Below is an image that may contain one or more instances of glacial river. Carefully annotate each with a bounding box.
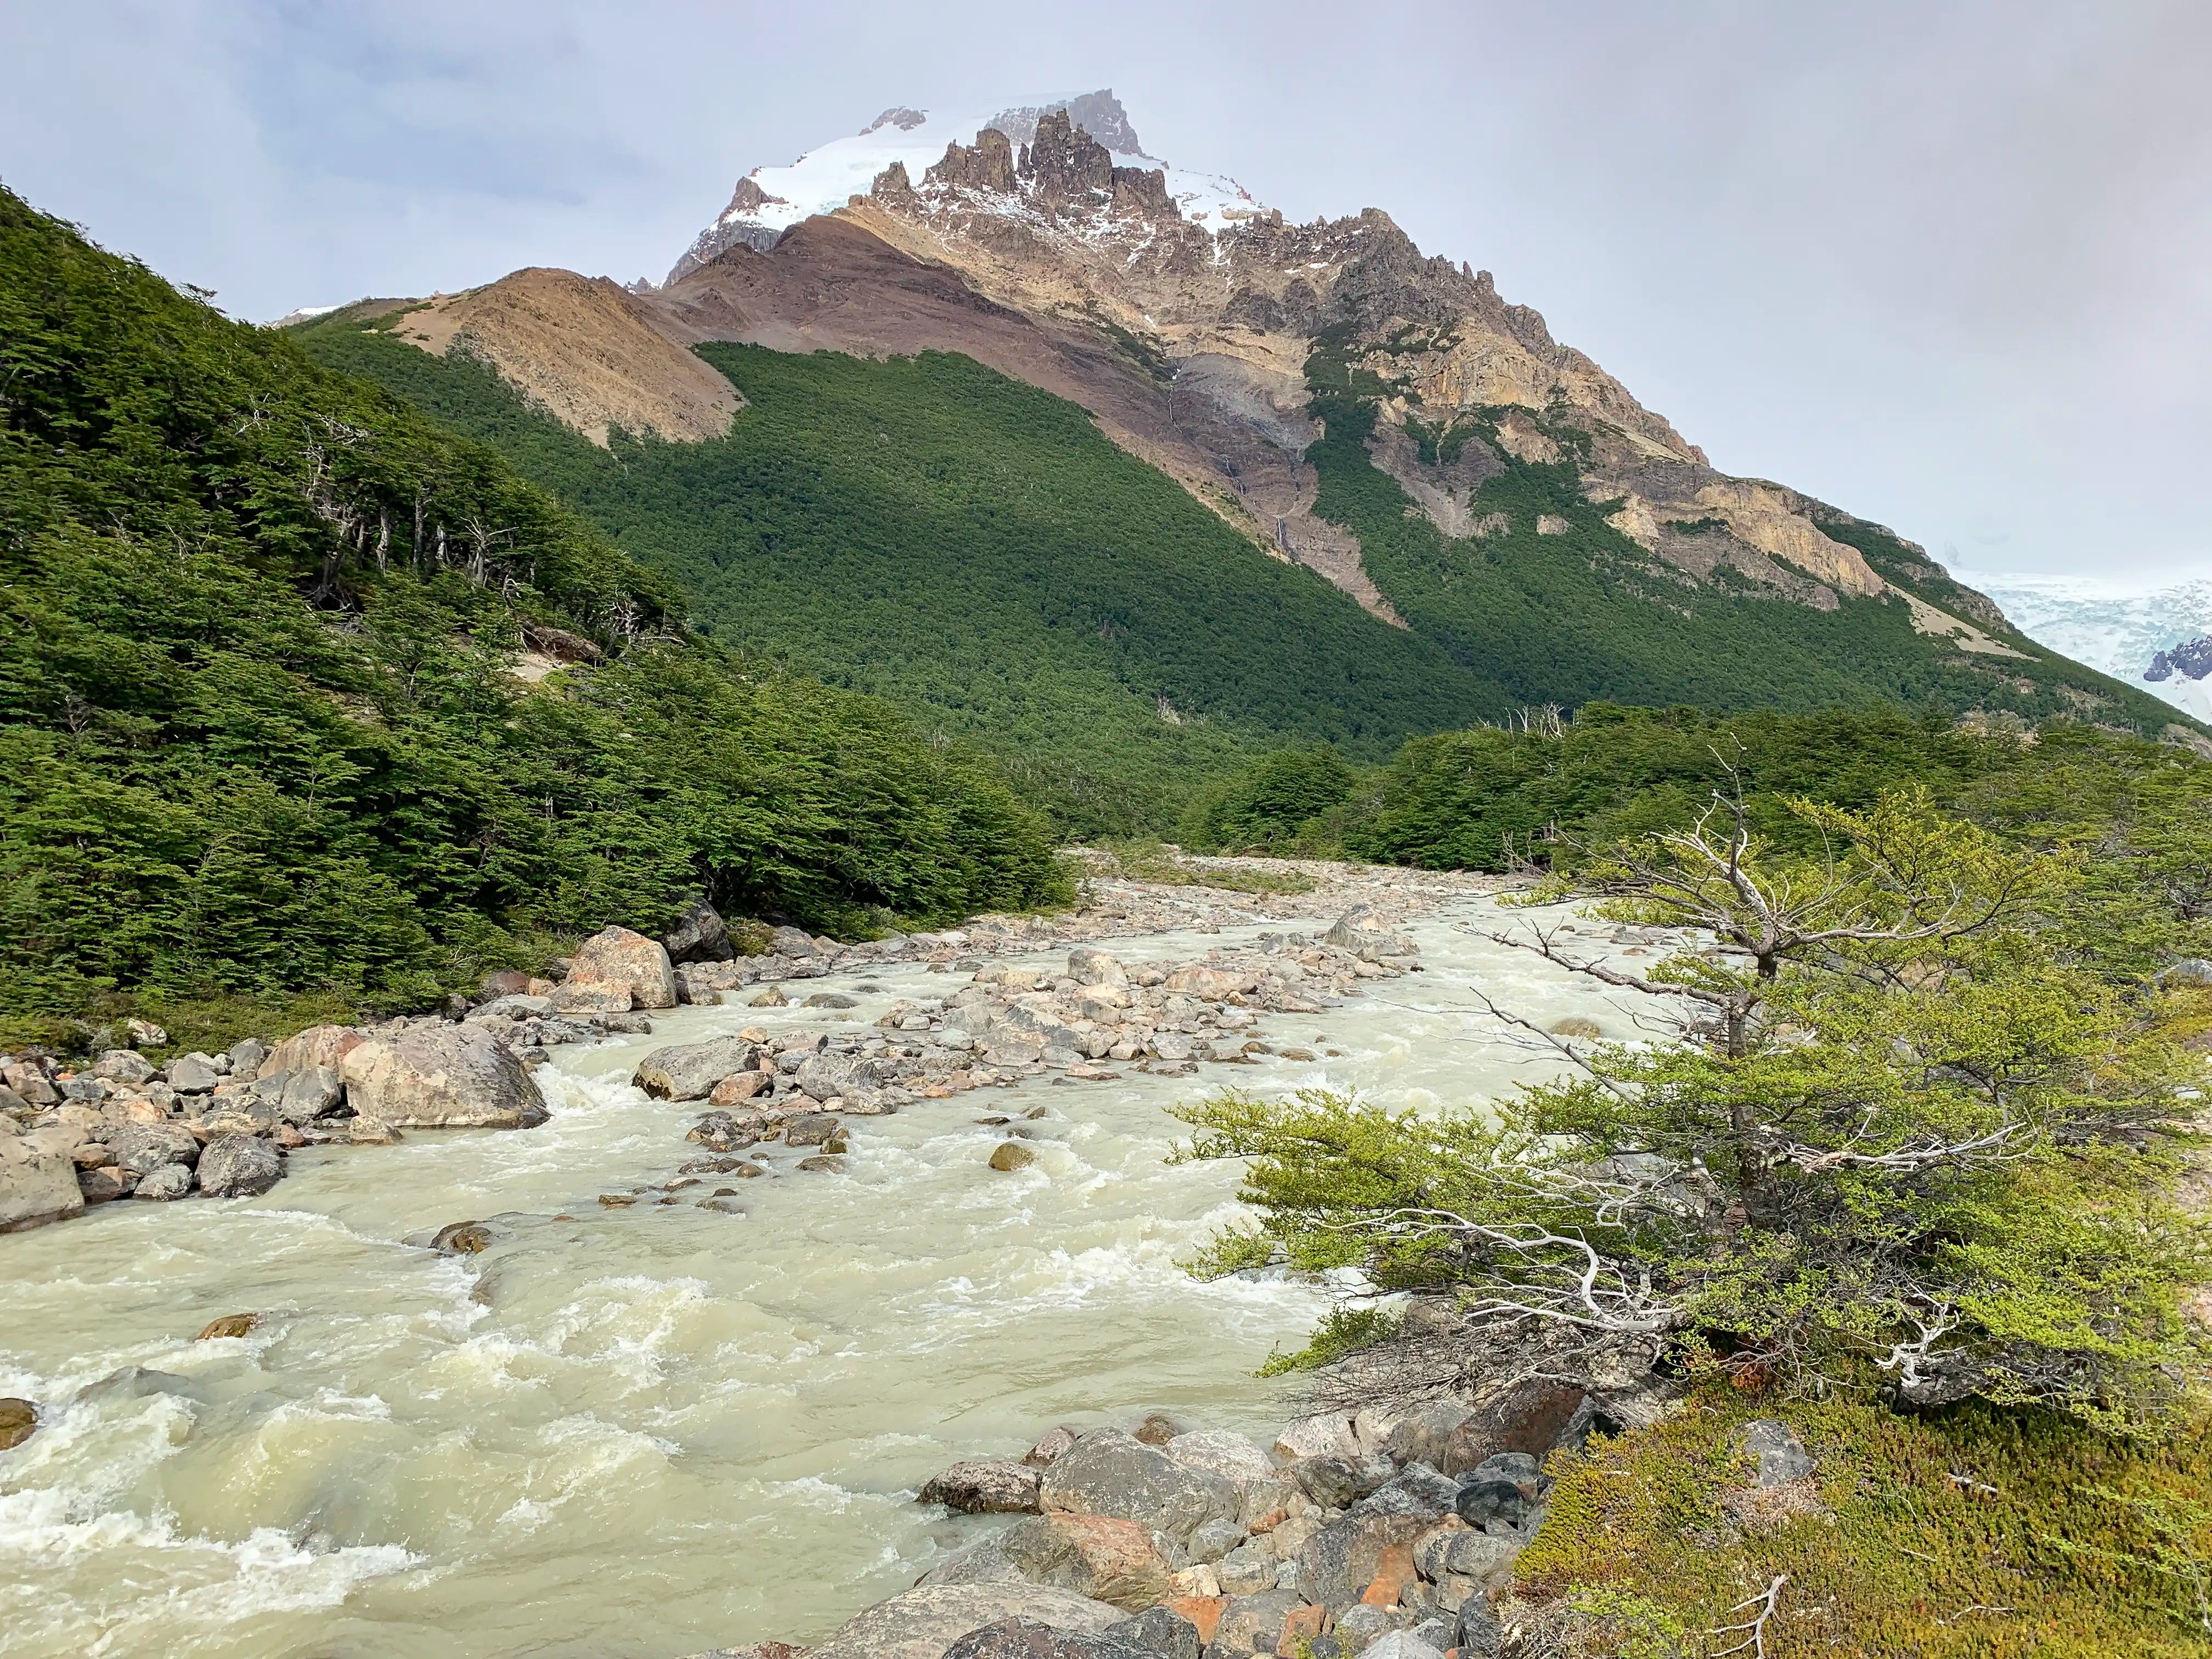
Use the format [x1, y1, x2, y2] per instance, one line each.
[0, 899, 1649, 1659]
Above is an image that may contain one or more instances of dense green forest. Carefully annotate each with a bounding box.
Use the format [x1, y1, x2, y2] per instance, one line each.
[1181, 703, 2212, 895]
[294, 319, 1498, 834]
[0, 189, 1064, 1046]
[1301, 336, 2188, 737]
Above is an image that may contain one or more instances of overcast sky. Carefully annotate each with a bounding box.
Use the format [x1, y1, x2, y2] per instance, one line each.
[5, 0, 2208, 582]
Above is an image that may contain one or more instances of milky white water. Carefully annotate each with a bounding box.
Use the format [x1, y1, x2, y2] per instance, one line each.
[0, 900, 1652, 1659]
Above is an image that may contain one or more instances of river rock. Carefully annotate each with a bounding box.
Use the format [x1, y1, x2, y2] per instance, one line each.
[1040, 1430, 1239, 1541]
[1, 1131, 86, 1231]
[1108, 1605, 1200, 1659]
[1163, 1431, 1275, 1487]
[196, 1313, 261, 1340]
[921, 1459, 1045, 1514]
[229, 1037, 271, 1077]
[990, 1141, 1037, 1172]
[559, 926, 678, 1012]
[341, 1024, 548, 1129]
[259, 1024, 367, 1079]
[1027, 1426, 1080, 1466]
[433, 1220, 493, 1254]
[1739, 1419, 1814, 1487]
[942, 1620, 1153, 1659]
[932, 1514, 1173, 1612]
[78, 1166, 129, 1204]
[198, 1134, 283, 1198]
[94, 1049, 156, 1086]
[135, 1161, 193, 1201]
[1069, 949, 1127, 988]
[1204, 1589, 1305, 1658]
[0, 1397, 35, 1451]
[633, 1035, 759, 1101]
[1430, 1380, 1584, 1472]
[1274, 1413, 1360, 1463]
[167, 1052, 225, 1093]
[1294, 1454, 1391, 1510]
[278, 1065, 345, 1122]
[1323, 906, 1413, 962]
[110, 1122, 199, 1177]
[786, 1112, 843, 1147]
[1381, 1402, 1472, 1471]
[663, 897, 735, 963]
[808, 1583, 1127, 1659]
[1294, 1468, 1460, 1612]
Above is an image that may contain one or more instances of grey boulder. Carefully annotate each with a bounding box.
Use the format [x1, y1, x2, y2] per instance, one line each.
[1040, 1430, 1239, 1541]
[808, 1584, 1126, 1659]
[93, 1049, 156, 1086]
[1739, 1419, 1814, 1487]
[167, 1052, 225, 1093]
[110, 1123, 200, 1177]
[278, 1065, 345, 1122]
[1163, 1430, 1275, 1487]
[0, 1130, 86, 1232]
[1108, 1606, 1200, 1659]
[1295, 1466, 1463, 1613]
[919, 1459, 1045, 1514]
[341, 1023, 548, 1129]
[943, 1619, 1151, 1659]
[632, 1036, 759, 1102]
[198, 1135, 283, 1198]
[663, 897, 735, 963]
[1203, 1590, 1305, 1659]
[134, 1162, 194, 1201]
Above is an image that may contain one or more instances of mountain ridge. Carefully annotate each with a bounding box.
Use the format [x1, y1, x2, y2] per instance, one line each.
[286, 88, 2198, 754]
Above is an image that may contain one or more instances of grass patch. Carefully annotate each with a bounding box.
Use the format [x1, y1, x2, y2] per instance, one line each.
[1516, 1386, 2212, 1656]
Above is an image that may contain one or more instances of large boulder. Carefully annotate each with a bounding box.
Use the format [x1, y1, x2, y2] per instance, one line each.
[1323, 905, 1414, 962]
[663, 897, 735, 964]
[1294, 1467, 1462, 1613]
[929, 1514, 1172, 1612]
[1040, 1430, 1239, 1541]
[1203, 1590, 1305, 1659]
[198, 1135, 283, 1199]
[1068, 949, 1127, 989]
[1163, 1431, 1274, 1487]
[1431, 1380, 1584, 1472]
[942, 1619, 1151, 1659]
[921, 1459, 1045, 1514]
[808, 1584, 1127, 1659]
[109, 1122, 200, 1178]
[0, 1128, 86, 1232]
[341, 1024, 548, 1130]
[258, 1024, 366, 1080]
[557, 926, 677, 1012]
[632, 1036, 759, 1102]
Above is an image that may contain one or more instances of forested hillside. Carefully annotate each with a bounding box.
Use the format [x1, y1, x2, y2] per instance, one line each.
[0, 189, 1063, 1045]
[1300, 337, 2190, 736]
[294, 317, 1510, 833]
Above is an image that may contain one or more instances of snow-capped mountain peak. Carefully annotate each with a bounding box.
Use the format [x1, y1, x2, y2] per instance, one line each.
[667, 89, 1261, 284]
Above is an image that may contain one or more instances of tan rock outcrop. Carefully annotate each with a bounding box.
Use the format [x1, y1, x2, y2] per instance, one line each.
[386, 268, 741, 445]
[340, 1024, 548, 1130]
[558, 926, 678, 1012]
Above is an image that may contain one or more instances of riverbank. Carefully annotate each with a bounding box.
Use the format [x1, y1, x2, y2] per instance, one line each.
[0, 861, 1668, 1659]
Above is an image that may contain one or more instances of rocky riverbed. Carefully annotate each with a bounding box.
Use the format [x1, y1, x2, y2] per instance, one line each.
[0, 860, 1700, 1659]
